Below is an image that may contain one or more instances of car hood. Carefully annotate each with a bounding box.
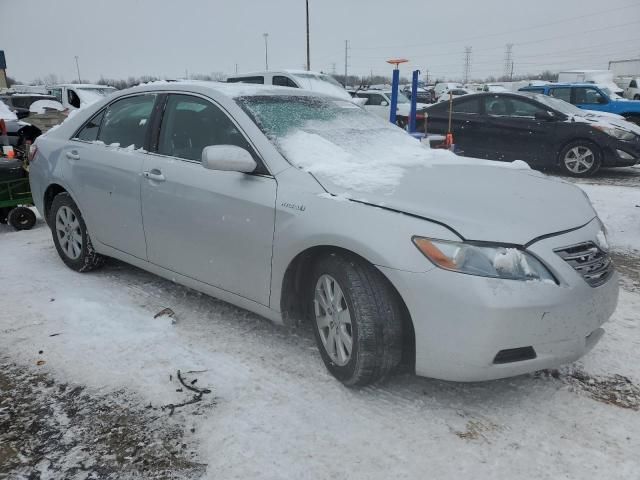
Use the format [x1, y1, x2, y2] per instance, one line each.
[314, 161, 596, 245]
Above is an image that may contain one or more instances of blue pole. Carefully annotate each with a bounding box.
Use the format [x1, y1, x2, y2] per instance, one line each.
[409, 69, 420, 133]
[389, 68, 400, 125]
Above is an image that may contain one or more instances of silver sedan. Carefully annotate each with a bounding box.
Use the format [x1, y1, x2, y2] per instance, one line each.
[29, 82, 619, 386]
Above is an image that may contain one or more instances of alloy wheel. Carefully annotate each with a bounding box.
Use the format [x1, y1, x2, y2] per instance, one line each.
[314, 274, 353, 366]
[564, 146, 595, 174]
[55, 206, 83, 260]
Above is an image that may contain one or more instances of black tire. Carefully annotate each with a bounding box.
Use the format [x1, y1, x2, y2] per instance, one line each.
[49, 193, 105, 272]
[558, 140, 602, 177]
[7, 207, 36, 230]
[634, 95, 640, 101]
[0, 207, 10, 224]
[623, 114, 640, 126]
[309, 253, 403, 387]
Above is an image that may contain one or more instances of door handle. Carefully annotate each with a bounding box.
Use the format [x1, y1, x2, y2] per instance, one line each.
[143, 169, 165, 182]
[66, 150, 80, 160]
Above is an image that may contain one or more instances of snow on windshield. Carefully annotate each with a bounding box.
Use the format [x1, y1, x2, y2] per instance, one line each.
[237, 95, 448, 192]
[0, 101, 18, 121]
[290, 73, 352, 100]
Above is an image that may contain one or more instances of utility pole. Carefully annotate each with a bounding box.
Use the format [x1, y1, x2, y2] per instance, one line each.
[504, 43, 513, 81]
[343, 40, 349, 87]
[305, 0, 311, 71]
[235, 63, 238, 74]
[463, 46, 472, 84]
[331, 63, 336, 75]
[263, 33, 269, 70]
[74, 56, 81, 83]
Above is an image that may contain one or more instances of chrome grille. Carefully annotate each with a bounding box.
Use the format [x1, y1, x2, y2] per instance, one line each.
[554, 242, 614, 288]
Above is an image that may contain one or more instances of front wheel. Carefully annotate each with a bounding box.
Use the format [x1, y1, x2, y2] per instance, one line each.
[310, 253, 403, 387]
[49, 193, 105, 272]
[559, 141, 601, 177]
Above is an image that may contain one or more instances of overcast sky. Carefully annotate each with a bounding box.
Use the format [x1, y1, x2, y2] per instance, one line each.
[2, 0, 639, 83]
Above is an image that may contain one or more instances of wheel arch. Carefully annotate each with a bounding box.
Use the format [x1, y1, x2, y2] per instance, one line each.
[279, 245, 416, 372]
[43, 183, 69, 225]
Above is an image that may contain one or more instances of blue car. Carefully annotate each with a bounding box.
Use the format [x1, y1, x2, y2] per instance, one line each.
[519, 83, 640, 125]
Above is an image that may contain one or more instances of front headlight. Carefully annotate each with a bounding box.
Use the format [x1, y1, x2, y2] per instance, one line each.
[593, 125, 636, 141]
[412, 237, 556, 282]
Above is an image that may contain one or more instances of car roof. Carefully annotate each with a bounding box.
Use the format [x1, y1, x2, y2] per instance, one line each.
[52, 83, 115, 89]
[226, 70, 331, 79]
[110, 80, 337, 100]
[523, 82, 602, 88]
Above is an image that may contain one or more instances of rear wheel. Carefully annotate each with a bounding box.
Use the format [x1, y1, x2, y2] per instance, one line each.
[49, 193, 105, 272]
[7, 207, 36, 230]
[309, 253, 403, 387]
[623, 114, 640, 126]
[559, 141, 601, 177]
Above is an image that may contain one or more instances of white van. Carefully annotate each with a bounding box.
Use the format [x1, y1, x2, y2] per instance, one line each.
[46, 84, 116, 110]
[557, 70, 624, 96]
[226, 70, 352, 101]
[433, 82, 463, 99]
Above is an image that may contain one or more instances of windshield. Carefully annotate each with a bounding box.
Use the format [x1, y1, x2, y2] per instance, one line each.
[601, 87, 622, 100]
[290, 73, 352, 100]
[395, 91, 410, 104]
[236, 95, 432, 192]
[523, 93, 586, 116]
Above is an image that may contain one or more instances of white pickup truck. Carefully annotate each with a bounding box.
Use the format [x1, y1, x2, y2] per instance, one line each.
[46, 84, 116, 110]
[622, 78, 640, 100]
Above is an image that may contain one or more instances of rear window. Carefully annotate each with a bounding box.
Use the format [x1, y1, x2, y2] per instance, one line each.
[227, 76, 265, 85]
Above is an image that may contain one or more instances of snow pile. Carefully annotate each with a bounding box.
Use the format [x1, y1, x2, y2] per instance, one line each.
[493, 248, 534, 277]
[29, 99, 64, 114]
[579, 184, 640, 253]
[0, 101, 18, 121]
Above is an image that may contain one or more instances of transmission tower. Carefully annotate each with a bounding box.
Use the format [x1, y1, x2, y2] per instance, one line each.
[504, 43, 514, 80]
[463, 46, 472, 84]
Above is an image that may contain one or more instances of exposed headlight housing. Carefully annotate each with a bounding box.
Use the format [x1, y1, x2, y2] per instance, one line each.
[412, 237, 556, 283]
[593, 125, 636, 141]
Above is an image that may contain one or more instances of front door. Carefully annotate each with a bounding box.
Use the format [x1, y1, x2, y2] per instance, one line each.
[140, 93, 277, 305]
[65, 93, 157, 259]
[482, 95, 553, 165]
[572, 86, 609, 113]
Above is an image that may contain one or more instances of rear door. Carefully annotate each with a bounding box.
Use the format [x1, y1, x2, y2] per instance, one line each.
[140, 93, 277, 305]
[66, 93, 157, 259]
[447, 96, 486, 157]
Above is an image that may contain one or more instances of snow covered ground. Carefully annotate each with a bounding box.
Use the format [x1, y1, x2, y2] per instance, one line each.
[1, 170, 639, 479]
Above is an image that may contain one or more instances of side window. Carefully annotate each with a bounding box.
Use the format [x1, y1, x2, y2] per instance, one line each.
[508, 98, 544, 118]
[549, 88, 571, 103]
[452, 97, 481, 114]
[97, 94, 156, 149]
[484, 96, 509, 116]
[68, 89, 81, 109]
[49, 89, 63, 104]
[11, 97, 27, 109]
[273, 76, 298, 88]
[227, 76, 264, 85]
[574, 87, 606, 105]
[75, 110, 106, 142]
[158, 94, 257, 168]
[630, 80, 637, 89]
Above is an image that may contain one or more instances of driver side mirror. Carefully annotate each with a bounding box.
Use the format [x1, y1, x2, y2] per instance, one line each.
[201, 145, 257, 173]
[534, 110, 555, 121]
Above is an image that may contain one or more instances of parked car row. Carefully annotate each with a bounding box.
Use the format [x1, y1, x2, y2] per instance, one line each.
[424, 91, 640, 176]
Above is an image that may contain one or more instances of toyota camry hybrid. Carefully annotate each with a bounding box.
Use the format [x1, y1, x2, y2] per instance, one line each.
[29, 82, 619, 386]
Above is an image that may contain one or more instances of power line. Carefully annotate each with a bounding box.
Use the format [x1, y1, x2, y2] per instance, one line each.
[350, 2, 640, 51]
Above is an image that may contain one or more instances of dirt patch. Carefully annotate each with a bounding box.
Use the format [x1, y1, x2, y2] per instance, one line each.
[611, 251, 640, 293]
[536, 368, 640, 410]
[0, 362, 208, 479]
